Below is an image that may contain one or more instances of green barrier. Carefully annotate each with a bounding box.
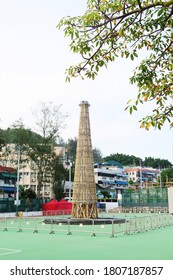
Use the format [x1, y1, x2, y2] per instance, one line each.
[122, 188, 168, 208]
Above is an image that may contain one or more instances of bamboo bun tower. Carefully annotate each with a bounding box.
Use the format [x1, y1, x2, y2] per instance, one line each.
[72, 101, 98, 219]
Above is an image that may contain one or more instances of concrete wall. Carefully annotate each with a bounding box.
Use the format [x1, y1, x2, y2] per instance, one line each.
[100, 202, 118, 211]
[0, 211, 43, 218]
[168, 187, 173, 214]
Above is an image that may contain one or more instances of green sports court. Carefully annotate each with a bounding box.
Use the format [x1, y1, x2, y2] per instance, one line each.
[0, 212, 173, 260]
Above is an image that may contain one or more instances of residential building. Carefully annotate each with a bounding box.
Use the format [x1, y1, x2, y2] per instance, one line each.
[0, 165, 17, 198]
[0, 144, 67, 198]
[94, 161, 128, 200]
[94, 161, 128, 186]
[125, 166, 160, 187]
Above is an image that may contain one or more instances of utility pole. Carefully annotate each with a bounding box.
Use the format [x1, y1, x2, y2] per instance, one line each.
[140, 159, 142, 188]
[65, 152, 72, 202]
[69, 160, 72, 202]
[15, 146, 21, 214]
[159, 165, 162, 188]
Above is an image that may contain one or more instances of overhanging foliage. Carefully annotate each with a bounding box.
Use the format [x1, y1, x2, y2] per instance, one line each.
[58, 0, 173, 130]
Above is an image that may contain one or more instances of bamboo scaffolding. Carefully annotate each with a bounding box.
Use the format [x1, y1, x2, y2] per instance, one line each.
[72, 101, 98, 218]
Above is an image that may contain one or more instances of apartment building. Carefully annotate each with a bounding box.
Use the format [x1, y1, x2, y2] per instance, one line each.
[94, 161, 128, 200]
[0, 144, 67, 198]
[0, 165, 17, 198]
[125, 166, 160, 186]
[94, 161, 128, 187]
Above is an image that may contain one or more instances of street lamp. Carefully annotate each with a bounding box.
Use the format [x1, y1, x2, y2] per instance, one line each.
[65, 151, 73, 202]
[68, 160, 72, 202]
[65, 156, 72, 202]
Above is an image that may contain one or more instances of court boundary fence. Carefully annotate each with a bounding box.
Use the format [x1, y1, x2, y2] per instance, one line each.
[121, 187, 168, 208]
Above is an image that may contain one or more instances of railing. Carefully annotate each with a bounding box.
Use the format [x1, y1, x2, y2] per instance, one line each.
[1, 213, 173, 237]
[121, 206, 168, 213]
[43, 209, 72, 216]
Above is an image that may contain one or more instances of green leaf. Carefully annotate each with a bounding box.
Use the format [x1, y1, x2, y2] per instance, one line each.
[130, 54, 134, 61]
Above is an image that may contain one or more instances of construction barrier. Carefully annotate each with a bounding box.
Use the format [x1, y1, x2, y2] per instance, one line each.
[1, 213, 173, 237]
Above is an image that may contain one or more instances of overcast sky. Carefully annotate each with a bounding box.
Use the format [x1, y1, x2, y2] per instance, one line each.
[0, 0, 172, 163]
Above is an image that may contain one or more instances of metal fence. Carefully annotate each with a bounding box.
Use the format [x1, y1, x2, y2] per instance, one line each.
[121, 206, 168, 214]
[122, 187, 168, 208]
[1, 213, 173, 237]
[125, 214, 173, 234]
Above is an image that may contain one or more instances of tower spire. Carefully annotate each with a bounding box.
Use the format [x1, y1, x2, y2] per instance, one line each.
[72, 101, 98, 219]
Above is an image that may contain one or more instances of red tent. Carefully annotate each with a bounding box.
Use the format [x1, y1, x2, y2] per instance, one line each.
[57, 199, 72, 210]
[42, 199, 72, 216]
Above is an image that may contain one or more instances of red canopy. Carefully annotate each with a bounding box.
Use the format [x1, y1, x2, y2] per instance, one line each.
[42, 199, 72, 216]
[57, 199, 72, 210]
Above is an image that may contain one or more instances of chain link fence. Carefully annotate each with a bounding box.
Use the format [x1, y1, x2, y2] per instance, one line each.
[0, 198, 50, 213]
[121, 187, 168, 208]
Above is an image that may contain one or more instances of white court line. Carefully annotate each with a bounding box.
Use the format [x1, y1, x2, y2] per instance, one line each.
[0, 248, 22, 256]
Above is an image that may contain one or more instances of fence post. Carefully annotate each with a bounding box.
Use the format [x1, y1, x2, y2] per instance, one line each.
[125, 218, 129, 235]
[49, 220, 55, 234]
[17, 218, 22, 232]
[3, 217, 8, 232]
[91, 219, 96, 237]
[110, 220, 115, 238]
[33, 218, 38, 233]
[67, 220, 72, 235]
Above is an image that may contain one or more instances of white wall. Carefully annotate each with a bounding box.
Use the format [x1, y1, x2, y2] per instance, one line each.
[100, 202, 118, 211]
[0, 211, 43, 218]
[168, 187, 173, 214]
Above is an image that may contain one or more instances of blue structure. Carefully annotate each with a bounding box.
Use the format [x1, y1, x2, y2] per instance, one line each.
[0, 166, 17, 196]
[94, 161, 128, 187]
